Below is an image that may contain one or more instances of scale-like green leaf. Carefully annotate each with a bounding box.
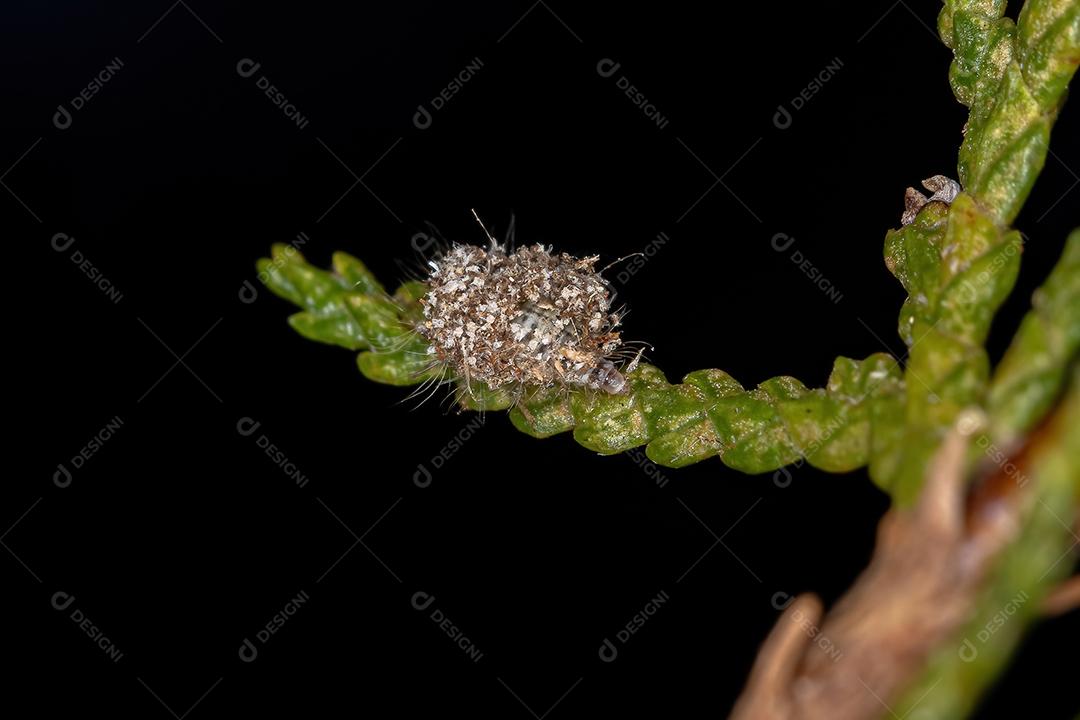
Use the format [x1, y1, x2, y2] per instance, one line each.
[256, 0, 1077, 505]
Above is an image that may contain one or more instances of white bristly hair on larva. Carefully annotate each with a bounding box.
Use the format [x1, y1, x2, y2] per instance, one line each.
[415, 227, 644, 403]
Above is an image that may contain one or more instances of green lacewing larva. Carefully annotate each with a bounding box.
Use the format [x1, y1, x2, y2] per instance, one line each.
[411, 211, 646, 406]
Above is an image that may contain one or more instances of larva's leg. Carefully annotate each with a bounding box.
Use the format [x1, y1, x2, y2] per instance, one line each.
[625, 345, 646, 374]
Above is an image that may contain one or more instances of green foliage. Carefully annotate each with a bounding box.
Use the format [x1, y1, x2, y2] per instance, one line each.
[257, 246, 435, 385]
[257, 1, 1079, 715]
[878, 194, 1025, 500]
[987, 229, 1080, 442]
[258, 242, 910, 477]
[939, 0, 1079, 224]
[897, 364, 1080, 719]
[255, 0, 1077, 495]
[889, 1, 1080, 712]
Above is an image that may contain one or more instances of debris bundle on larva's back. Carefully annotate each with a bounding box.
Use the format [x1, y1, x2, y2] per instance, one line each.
[417, 242, 632, 395]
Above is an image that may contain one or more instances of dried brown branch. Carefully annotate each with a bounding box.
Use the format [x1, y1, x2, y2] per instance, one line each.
[730, 400, 1073, 720]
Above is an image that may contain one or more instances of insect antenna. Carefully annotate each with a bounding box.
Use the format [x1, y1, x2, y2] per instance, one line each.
[415, 377, 450, 411]
[504, 213, 517, 252]
[405, 364, 453, 410]
[401, 374, 437, 406]
[599, 252, 645, 275]
[442, 382, 468, 415]
[470, 208, 499, 251]
[610, 340, 653, 364]
[400, 360, 442, 401]
[610, 301, 632, 328]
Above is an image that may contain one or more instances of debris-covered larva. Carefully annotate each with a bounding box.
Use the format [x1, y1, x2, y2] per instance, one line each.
[415, 222, 641, 401]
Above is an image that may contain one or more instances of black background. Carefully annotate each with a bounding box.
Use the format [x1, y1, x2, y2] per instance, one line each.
[6, 1, 1078, 717]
